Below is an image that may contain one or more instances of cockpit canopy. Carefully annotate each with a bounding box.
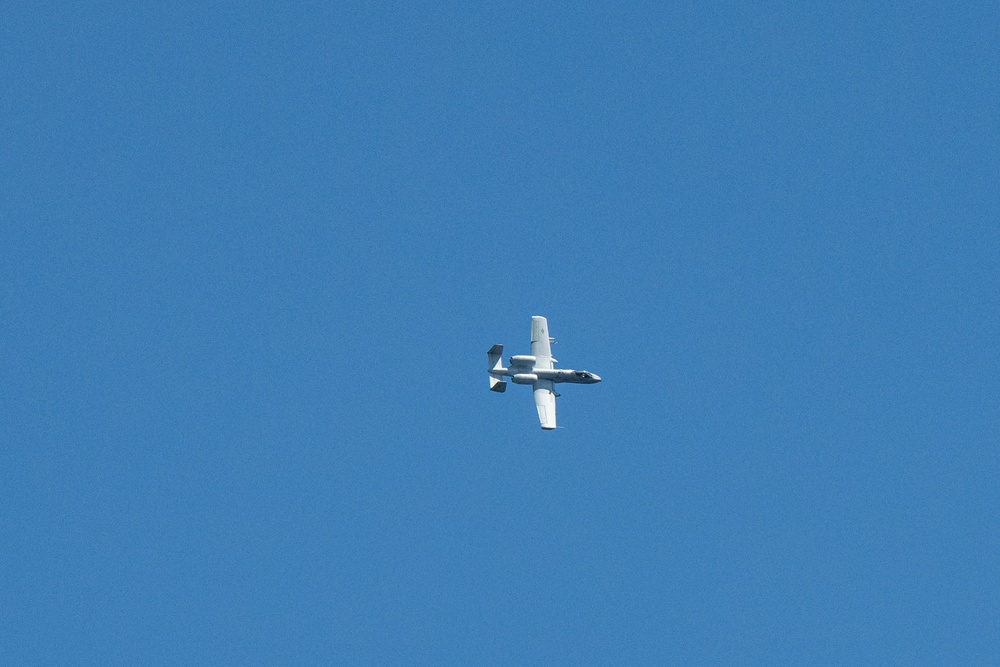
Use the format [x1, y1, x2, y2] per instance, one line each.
[571, 370, 601, 383]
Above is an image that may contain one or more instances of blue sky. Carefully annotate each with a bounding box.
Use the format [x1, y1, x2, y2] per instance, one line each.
[3, 1, 998, 664]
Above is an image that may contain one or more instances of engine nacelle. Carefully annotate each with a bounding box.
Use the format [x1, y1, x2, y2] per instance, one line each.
[511, 373, 538, 385]
[509, 355, 536, 366]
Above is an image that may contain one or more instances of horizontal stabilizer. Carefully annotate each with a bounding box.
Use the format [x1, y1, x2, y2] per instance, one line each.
[488, 344, 505, 391]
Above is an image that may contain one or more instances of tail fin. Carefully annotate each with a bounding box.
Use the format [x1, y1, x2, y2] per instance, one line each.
[488, 344, 507, 392]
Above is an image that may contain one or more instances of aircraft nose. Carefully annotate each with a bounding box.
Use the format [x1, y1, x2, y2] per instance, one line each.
[592, 374, 602, 383]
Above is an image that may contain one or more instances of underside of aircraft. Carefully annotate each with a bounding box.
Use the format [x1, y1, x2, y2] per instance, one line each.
[488, 316, 601, 429]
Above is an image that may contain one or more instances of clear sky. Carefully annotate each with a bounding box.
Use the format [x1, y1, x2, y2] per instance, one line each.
[3, 1, 998, 664]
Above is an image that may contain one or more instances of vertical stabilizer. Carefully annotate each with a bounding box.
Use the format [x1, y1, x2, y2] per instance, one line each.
[487, 344, 506, 392]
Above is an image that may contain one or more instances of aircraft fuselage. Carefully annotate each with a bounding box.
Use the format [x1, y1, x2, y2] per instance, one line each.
[494, 366, 602, 384]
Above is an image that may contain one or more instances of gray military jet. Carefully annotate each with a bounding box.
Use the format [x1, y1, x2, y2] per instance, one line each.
[487, 316, 601, 429]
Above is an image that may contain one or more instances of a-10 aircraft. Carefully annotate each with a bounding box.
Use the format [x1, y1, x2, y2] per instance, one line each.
[488, 316, 601, 429]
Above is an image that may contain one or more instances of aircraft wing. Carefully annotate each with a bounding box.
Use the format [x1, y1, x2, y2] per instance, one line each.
[533, 380, 557, 430]
[530, 316, 553, 369]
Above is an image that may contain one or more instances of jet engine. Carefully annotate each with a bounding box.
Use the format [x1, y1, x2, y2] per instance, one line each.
[509, 355, 536, 366]
[511, 373, 538, 385]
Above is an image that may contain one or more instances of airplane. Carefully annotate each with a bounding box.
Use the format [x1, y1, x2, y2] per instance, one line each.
[487, 316, 601, 429]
